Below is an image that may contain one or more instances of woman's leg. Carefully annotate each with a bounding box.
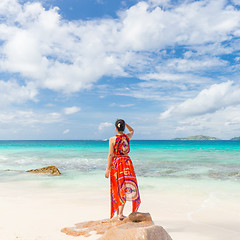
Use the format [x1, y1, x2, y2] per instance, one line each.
[117, 204, 125, 220]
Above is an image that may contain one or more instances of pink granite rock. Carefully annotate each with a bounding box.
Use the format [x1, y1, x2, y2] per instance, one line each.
[99, 224, 172, 240]
[61, 212, 173, 240]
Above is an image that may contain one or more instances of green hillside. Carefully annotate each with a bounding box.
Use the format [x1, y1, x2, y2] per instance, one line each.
[230, 137, 240, 140]
[173, 135, 221, 140]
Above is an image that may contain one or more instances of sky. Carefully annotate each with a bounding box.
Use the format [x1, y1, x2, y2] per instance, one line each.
[1, 0, 240, 140]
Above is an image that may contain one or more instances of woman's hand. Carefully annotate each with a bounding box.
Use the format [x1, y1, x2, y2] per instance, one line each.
[125, 122, 134, 139]
[105, 169, 110, 178]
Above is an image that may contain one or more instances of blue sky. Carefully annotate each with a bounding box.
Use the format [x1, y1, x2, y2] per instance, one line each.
[1, 0, 240, 140]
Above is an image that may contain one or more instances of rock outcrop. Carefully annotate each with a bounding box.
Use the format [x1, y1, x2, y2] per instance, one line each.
[26, 166, 61, 175]
[61, 212, 172, 240]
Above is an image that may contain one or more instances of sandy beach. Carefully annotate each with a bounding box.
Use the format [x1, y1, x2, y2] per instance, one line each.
[0, 178, 239, 240]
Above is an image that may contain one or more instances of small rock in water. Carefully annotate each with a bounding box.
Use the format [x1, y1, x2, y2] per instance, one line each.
[26, 166, 61, 175]
[228, 172, 240, 177]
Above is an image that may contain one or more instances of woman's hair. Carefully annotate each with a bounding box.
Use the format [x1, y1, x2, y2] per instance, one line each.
[115, 119, 125, 132]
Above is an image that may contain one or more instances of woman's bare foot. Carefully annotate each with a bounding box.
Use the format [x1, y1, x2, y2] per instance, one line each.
[117, 214, 126, 221]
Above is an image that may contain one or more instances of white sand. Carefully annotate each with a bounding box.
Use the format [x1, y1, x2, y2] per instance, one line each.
[0, 180, 240, 240]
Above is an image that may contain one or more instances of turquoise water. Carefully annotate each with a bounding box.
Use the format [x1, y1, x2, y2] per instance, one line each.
[0, 140, 240, 188]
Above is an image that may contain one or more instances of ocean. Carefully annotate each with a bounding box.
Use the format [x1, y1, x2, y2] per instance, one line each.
[0, 140, 240, 190]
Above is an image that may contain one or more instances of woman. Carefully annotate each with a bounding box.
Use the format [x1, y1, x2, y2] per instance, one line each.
[105, 119, 141, 220]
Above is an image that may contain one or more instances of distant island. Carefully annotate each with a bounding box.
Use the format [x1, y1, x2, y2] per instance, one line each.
[172, 135, 221, 140]
[230, 137, 240, 140]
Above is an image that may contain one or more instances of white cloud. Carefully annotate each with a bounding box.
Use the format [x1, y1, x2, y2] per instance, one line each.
[165, 57, 226, 72]
[140, 72, 210, 85]
[98, 122, 113, 131]
[0, 1, 123, 93]
[117, 72, 212, 103]
[63, 129, 70, 134]
[119, 104, 134, 108]
[63, 106, 81, 115]
[110, 103, 134, 108]
[157, 81, 240, 139]
[160, 81, 240, 119]
[0, 80, 38, 105]
[141, 72, 189, 81]
[0, 0, 240, 95]
[232, 0, 240, 6]
[171, 105, 240, 139]
[0, 110, 62, 125]
[118, 0, 240, 50]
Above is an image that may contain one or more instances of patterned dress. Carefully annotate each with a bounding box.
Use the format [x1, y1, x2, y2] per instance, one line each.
[110, 134, 141, 218]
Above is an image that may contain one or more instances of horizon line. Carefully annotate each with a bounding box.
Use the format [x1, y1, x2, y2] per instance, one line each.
[0, 139, 237, 141]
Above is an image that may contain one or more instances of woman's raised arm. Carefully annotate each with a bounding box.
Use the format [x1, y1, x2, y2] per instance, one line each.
[125, 123, 134, 139]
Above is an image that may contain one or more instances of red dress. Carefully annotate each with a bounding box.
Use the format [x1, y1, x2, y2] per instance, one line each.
[110, 134, 141, 218]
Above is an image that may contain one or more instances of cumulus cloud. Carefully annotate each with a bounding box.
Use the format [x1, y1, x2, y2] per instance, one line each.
[0, 0, 240, 96]
[63, 106, 81, 115]
[157, 81, 240, 139]
[160, 81, 240, 119]
[118, 0, 240, 50]
[169, 104, 240, 139]
[98, 122, 113, 131]
[0, 80, 37, 105]
[0, 1, 126, 93]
